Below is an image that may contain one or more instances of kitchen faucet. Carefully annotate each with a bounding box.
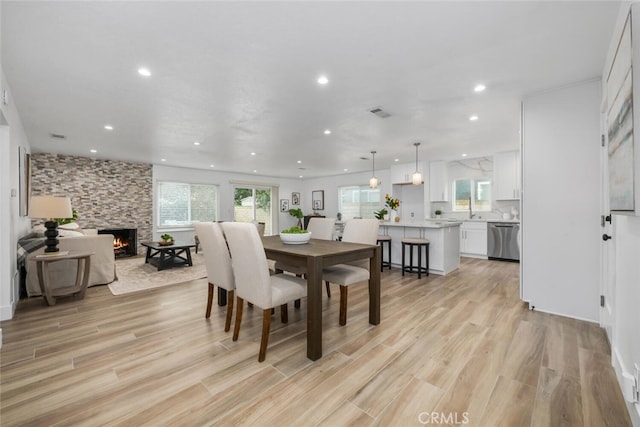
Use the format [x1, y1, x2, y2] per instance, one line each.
[469, 196, 475, 219]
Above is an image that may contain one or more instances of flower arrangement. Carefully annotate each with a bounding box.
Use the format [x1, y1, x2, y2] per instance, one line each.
[385, 194, 400, 211]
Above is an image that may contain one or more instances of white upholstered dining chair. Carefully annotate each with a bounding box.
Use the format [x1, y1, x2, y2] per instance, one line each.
[322, 218, 379, 325]
[221, 222, 307, 362]
[193, 222, 236, 332]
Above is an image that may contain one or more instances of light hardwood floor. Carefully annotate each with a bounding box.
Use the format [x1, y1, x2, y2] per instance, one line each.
[0, 258, 631, 426]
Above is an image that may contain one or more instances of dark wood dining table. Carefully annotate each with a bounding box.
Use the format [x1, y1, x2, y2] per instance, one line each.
[261, 235, 381, 361]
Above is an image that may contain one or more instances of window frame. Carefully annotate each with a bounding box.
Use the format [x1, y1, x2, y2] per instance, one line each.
[452, 177, 492, 212]
[338, 185, 381, 219]
[156, 181, 219, 230]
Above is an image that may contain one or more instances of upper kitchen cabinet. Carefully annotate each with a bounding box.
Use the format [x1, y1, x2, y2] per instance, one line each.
[391, 161, 424, 184]
[493, 151, 521, 200]
[429, 161, 449, 201]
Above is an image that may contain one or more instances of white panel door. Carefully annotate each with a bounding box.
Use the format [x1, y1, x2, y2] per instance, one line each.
[521, 80, 601, 321]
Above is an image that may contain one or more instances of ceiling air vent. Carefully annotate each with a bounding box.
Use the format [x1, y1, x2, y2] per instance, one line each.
[369, 106, 391, 118]
[50, 133, 66, 140]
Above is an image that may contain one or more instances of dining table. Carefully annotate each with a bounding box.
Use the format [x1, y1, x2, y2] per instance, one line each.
[261, 235, 381, 361]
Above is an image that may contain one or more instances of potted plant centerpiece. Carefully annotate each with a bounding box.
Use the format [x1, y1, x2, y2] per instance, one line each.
[434, 209, 442, 219]
[279, 225, 311, 244]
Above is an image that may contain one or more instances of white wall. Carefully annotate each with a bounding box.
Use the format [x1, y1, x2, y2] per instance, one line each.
[152, 165, 304, 241]
[604, 3, 640, 423]
[521, 79, 602, 322]
[0, 66, 32, 321]
[613, 214, 640, 423]
[301, 169, 392, 220]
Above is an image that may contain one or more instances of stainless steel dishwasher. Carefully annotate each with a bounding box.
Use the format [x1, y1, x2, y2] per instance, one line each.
[487, 222, 520, 262]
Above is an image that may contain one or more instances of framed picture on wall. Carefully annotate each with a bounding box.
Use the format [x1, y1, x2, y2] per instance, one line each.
[312, 190, 324, 210]
[19, 147, 31, 217]
[291, 192, 300, 206]
[280, 199, 289, 212]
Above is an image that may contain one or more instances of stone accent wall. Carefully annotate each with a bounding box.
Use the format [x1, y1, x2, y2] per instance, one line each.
[30, 153, 152, 255]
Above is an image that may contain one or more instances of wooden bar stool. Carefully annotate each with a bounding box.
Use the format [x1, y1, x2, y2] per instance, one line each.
[377, 235, 392, 271]
[401, 238, 429, 278]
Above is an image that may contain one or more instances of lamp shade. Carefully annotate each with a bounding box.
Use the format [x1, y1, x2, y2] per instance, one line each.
[29, 196, 73, 219]
[412, 171, 422, 185]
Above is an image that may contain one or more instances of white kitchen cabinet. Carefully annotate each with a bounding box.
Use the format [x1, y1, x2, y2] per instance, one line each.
[391, 161, 424, 184]
[460, 220, 487, 258]
[494, 151, 521, 200]
[429, 161, 448, 201]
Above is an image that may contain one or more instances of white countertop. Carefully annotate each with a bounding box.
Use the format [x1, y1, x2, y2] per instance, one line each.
[378, 220, 461, 229]
[429, 217, 520, 224]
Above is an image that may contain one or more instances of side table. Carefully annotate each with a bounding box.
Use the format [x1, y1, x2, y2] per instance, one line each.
[31, 251, 94, 306]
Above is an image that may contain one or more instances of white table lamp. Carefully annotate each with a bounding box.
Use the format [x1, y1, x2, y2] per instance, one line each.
[29, 196, 73, 252]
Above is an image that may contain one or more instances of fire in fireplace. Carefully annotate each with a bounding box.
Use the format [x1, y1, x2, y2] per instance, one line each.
[98, 228, 137, 258]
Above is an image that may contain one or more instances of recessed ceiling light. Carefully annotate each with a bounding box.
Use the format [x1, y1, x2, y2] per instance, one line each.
[138, 67, 151, 77]
[317, 75, 329, 85]
[209, 164, 215, 168]
[394, 158, 400, 162]
[324, 129, 331, 135]
[462, 153, 468, 157]
[161, 158, 166, 162]
[104, 125, 113, 131]
[253, 170, 258, 173]
[474, 84, 486, 92]
[299, 175, 303, 178]
[90, 149, 97, 153]
[250, 152, 256, 156]
[469, 115, 479, 121]
[193, 141, 200, 146]
[343, 169, 348, 172]
[297, 160, 302, 164]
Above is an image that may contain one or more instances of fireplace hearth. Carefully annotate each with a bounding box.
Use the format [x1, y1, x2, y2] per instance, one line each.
[99, 228, 137, 258]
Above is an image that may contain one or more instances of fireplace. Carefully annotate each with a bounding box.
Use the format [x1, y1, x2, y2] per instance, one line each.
[98, 228, 137, 258]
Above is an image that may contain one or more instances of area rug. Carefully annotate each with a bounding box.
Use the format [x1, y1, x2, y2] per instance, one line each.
[108, 253, 207, 295]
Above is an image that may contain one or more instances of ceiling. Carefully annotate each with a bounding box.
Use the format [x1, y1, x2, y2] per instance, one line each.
[1, 1, 621, 179]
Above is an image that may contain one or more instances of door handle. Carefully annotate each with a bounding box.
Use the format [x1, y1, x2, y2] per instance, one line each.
[602, 234, 612, 241]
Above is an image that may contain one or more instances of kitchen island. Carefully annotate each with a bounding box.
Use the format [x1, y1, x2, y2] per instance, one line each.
[379, 220, 461, 275]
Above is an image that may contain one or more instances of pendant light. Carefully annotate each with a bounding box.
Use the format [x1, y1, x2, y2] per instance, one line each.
[369, 150, 379, 189]
[412, 142, 422, 185]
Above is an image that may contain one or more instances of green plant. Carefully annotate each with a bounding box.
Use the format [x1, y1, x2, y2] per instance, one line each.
[374, 208, 388, 220]
[54, 209, 78, 225]
[281, 226, 309, 234]
[161, 233, 173, 241]
[434, 209, 442, 215]
[288, 208, 303, 219]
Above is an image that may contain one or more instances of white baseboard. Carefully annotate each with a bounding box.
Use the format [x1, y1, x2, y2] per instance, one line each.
[0, 302, 16, 320]
[612, 346, 640, 426]
[527, 306, 598, 324]
[0, 301, 16, 321]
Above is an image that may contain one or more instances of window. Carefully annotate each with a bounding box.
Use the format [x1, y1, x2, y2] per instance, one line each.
[453, 178, 491, 212]
[158, 182, 218, 227]
[339, 185, 381, 219]
[233, 186, 273, 235]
